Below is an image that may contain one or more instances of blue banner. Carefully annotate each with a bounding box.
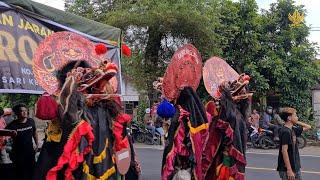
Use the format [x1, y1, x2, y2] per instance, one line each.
[0, 5, 122, 94]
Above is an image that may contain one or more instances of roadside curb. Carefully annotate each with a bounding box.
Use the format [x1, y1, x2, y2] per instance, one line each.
[133, 143, 164, 150]
[247, 145, 320, 156]
[307, 140, 320, 146]
[134, 143, 320, 155]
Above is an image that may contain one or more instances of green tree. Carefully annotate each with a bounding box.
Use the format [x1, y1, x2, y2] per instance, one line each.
[66, 0, 319, 120]
[66, 0, 223, 101]
[212, 0, 319, 119]
[255, 0, 319, 119]
[217, 0, 270, 97]
[0, 94, 39, 109]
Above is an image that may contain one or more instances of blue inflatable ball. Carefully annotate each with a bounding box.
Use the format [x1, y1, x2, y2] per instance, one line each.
[157, 99, 176, 118]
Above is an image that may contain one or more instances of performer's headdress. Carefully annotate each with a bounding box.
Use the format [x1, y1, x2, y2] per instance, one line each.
[33, 31, 120, 123]
[33, 31, 118, 96]
[162, 44, 203, 101]
[203, 56, 252, 102]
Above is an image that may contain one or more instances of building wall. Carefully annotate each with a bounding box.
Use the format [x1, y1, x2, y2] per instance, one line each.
[121, 77, 139, 101]
[121, 77, 140, 114]
[312, 90, 320, 128]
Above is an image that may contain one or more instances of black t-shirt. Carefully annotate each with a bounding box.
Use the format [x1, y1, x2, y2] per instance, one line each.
[277, 125, 303, 172]
[6, 118, 36, 162]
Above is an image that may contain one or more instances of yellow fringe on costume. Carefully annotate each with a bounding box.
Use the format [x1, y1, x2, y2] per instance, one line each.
[187, 121, 208, 134]
[93, 139, 109, 164]
[83, 161, 116, 180]
[46, 121, 62, 142]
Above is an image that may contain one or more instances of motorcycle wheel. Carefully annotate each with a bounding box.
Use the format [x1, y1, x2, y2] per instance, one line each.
[259, 136, 274, 150]
[247, 137, 255, 149]
[252, 140, 260, 148]
[251, 135, 260, 148]
[154, 135, 161, 145]
[297, 136, 307, 149]
[135, 133, 146, 143]
[145, 133, 154, 145]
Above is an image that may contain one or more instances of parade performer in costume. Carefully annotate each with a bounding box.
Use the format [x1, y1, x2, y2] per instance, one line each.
[202, 57, 253, 180]
[155, 44, 209, 180]
[33, 31, 140, 180]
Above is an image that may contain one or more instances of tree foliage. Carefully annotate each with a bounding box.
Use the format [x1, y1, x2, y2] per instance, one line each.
[216, 0, 319, 119]
[255, 1, 319, 118]
[66, 0, 223, 98]
[66, 0, 320, 119]
[218, 0, 271, 95]
[0, 94, 39, 109]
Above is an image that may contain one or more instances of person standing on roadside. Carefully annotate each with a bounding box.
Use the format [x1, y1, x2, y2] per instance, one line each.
[0, 108, 15, 179]
[277, 107, 311, 180]
[6, 104, 38, 180]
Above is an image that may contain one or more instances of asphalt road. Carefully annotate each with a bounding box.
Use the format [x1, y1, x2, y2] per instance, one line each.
[135, 147, 320, 180]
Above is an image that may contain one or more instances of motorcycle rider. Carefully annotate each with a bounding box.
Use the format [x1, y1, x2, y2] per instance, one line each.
[144, 108, 156, 137]
[261, 106, 280, 141]
[273, 108, 284, 126]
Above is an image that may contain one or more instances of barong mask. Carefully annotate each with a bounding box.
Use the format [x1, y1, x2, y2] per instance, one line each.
[33, 31, 102, 95]
[202, 57, 253, 120]
[33, 31, 120, 106]
[203, 56, 252, 102]
[65, 60, 119, 106]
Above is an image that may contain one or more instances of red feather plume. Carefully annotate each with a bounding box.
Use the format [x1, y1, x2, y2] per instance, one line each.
[95, 43, 107, 55]
[121, 44, 131, 57]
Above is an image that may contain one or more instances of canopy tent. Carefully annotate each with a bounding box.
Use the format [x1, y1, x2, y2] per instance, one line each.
[0, 0, 123, 94]
[1, 0, 121, 45]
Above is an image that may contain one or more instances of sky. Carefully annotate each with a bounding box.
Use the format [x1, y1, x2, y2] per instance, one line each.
[33, 0, 320, 48]
[32, 0, 65, 11]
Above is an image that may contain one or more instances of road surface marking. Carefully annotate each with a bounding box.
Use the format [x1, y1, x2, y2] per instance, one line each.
[247, 151, 320, 158]
[134, 145, 164, 150]
[246, 167, 320, 175]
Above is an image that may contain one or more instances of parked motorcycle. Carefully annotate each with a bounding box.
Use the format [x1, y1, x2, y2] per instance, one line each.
[144, 129, 161, 145]
[257, 128, 278, 149]
[131, 122, 162, 145]
[131, 123, 145, 143]
[247, 125, 260, 148]
[247, 126, 307, 149]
